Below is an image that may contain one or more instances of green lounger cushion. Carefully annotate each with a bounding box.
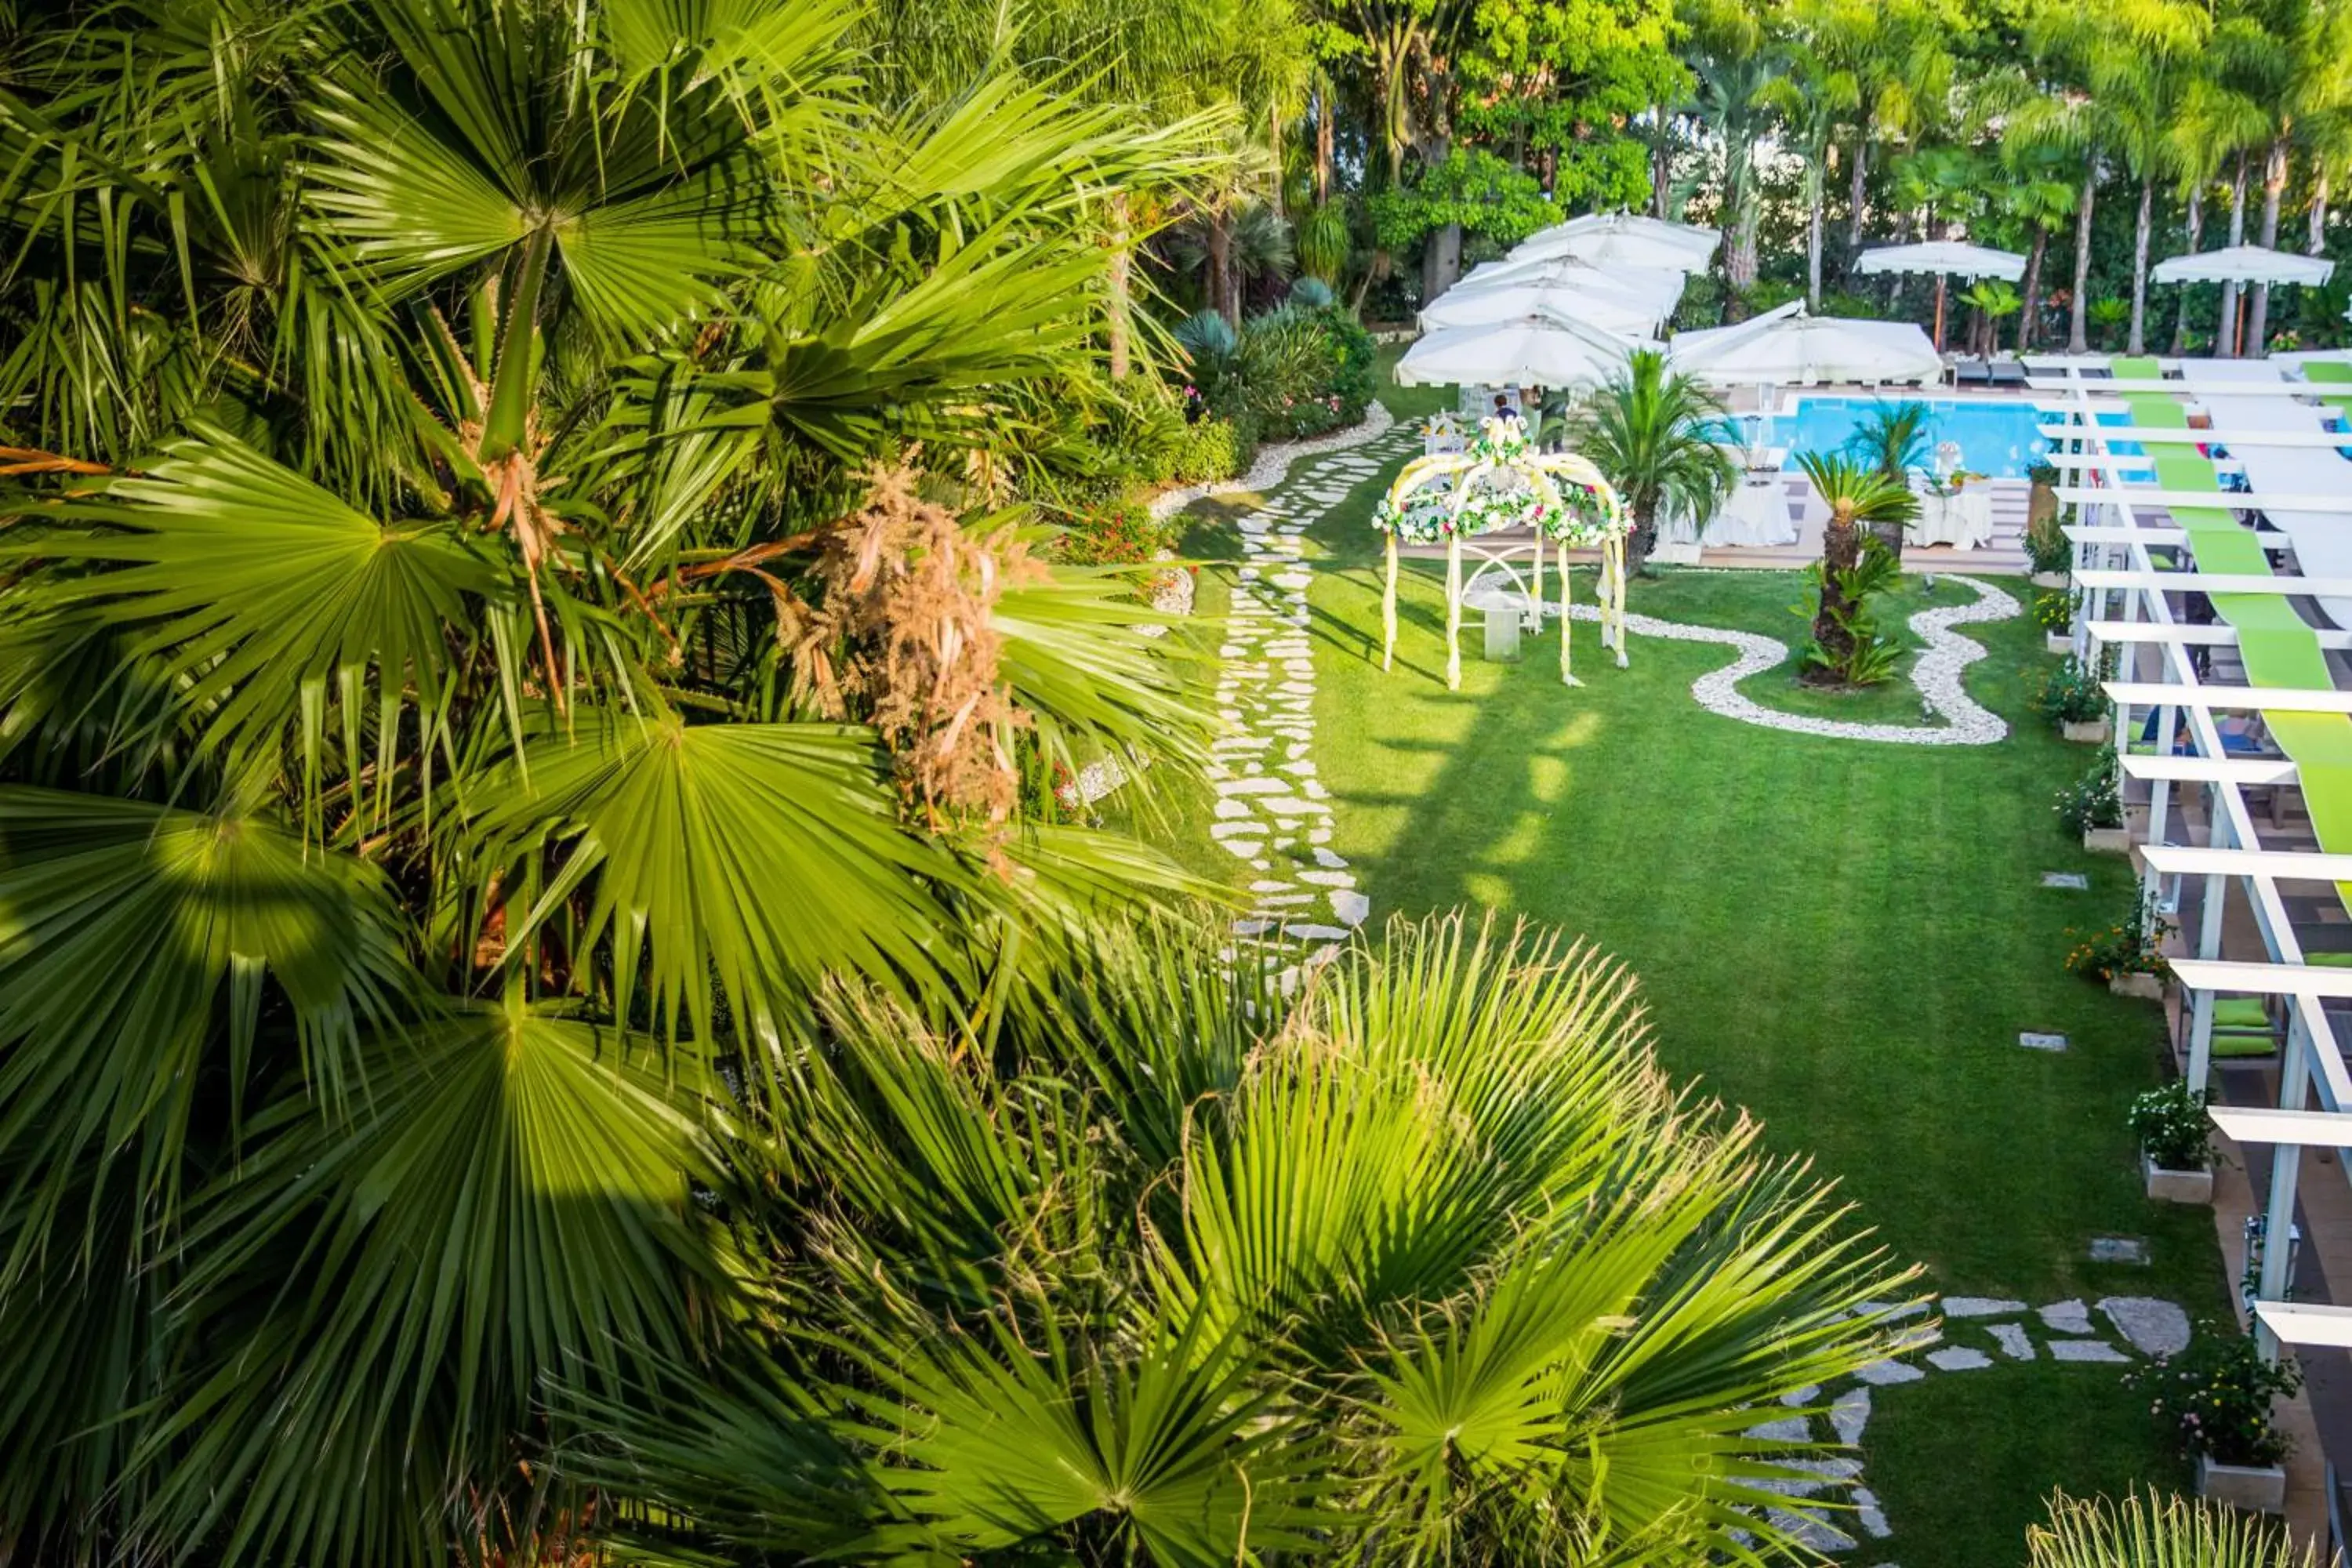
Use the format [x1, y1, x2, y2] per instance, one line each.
[2213, 1034, 2279, 1058]
[2303, 951, 2352, 967]
[2211, 997, 2270, 1029]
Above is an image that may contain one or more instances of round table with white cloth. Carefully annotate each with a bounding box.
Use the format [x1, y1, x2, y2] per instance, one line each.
[1657, 476, 1800, 550]
[1907, 488, 1994, 550]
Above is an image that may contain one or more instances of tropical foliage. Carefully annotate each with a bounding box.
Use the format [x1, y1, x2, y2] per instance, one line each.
[1573, 348, 1735, 574]
[1792, 452, 1917, 684]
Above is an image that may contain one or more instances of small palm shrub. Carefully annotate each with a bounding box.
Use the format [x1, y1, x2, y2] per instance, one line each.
[1800, 535, 1906, 686]
[1295, 202, 1351, 283]
[1287, 275, 1335, 309]
[2065, 891, 2172, 980]
[2028, 1489, 2315, 1567]
[2125, 1327, 2303, 1468]
[2128, 1081, 2212, 1172]
[1235, 304, 1376, 438]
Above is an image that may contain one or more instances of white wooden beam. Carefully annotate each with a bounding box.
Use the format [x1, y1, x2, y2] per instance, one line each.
[2037, 425, 2352, 448]
[2074, 569, 2352, 597]
[2104, 681, 2352, 714]
[2057, 487, 2352, 513]
[2209, 1106, 2352, 1147]
[2140, 846, 2352, 880]
[2255, 1301, 2352, 1348]
[2120, 754, 2299, 785]
[2169, 958, 2352, 997]
[2063, 526, 2189, 546]
[2085, 619, 2352, 651]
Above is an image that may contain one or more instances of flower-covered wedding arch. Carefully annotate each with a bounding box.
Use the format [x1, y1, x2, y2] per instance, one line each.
[1371, 419, 1632, 689]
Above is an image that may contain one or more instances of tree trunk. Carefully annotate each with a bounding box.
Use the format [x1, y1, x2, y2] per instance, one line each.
[2021, 226, 2048, 350]
[1626, 502, 1659, 577]
[2129, 176, 2154, 355]
[1808, 516, 1861, 679]
[2249, 136, 2288, 351]
[2219, 154, 2249, 356]
[2171, 185, 2203, 354]
[1269, 103, 1285, 217]
[1207, 209, 1236, 328]
[1107, 190, 1132, 380]
[1314, 86, 1333, 205]
[1806, 165, 1824, 309]
[1421, 223, 1463, 303]
[1650, 103, 1671, 217]
[1847, 124, 1870, 250]
[2068, 165, 2097, 355]
[2310, 168, 2331, 256]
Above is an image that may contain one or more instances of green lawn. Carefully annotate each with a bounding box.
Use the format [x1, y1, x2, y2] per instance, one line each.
[1152, 368, 2229, 1566]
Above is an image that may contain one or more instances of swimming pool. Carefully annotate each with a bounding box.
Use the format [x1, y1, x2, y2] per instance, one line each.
[1759, 397, 2053, 480]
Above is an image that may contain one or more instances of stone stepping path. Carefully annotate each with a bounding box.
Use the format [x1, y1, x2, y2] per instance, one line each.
[1758, 1293, 2191, 1554]
[1206, 411, 1417, 974]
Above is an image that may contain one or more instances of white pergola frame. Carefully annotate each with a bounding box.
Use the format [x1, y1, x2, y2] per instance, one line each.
[2030, 354, 2352, 1354]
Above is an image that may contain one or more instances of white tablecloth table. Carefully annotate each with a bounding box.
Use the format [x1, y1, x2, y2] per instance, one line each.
[1703, 478, 1799, 546]
[1908, 488, 1994, 550]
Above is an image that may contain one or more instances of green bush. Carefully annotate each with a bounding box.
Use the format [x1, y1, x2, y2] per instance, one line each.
[2031, 587, 2077, 632]
[2127, 1080, 2211, 1171]
[2054, 754, 2123, 834]
[1167, 416, 1256, 483]
[2125, 1326, 2302, 1468]
[1052, 496, 1178, 566]
[2031, 650, 2111, 726]
[1232, 303, 1376, 440]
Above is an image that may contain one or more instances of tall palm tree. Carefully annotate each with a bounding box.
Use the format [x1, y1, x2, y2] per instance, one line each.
[1756, 32, 1859, 310]
[1692, 48, 1784, 299]
[2028, 1490, 2317, 1567]
[559, 915, 1920, 1565]
[0, 2, 1232, 1559]
[1796, 452, 1918, 678]
[1573, 349, 1737, 577]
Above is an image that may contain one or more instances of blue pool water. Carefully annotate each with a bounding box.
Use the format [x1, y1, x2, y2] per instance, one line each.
[1765, 397, 2051, 479]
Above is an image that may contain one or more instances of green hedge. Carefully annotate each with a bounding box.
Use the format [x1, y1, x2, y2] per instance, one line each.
[1167, 416, 1257, 483]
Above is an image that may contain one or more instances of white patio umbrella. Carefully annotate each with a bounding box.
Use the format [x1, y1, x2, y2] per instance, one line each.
[1852, 240, 2027, 351]
[1668, 303, 1943, 386]
[2150, 244, 2335, 286]
[1450, 253, 1685, 319]
[1420, 282, 1661, 339]
[1514, 211, 1719, 273]
[1394, 313, 1645, 391]
[2151, 245, 2333, 358]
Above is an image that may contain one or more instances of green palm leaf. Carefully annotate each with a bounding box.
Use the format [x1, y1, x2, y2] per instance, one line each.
[2, 427, 500, 790]
[467, 708, 964, 1038]
[838, 1308, 1337, 1563]
[0, 786, 413, 1213]
[142, 1000, 732, 1566]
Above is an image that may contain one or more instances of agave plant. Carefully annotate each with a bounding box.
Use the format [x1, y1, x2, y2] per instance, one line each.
[2027, 1490, 2316, 1567]
[1573, 348, 1737, 576]
[557, 914, 1921, 1563]
[1795, 452, 1919, 683]
[0, 1, 1235, 1560]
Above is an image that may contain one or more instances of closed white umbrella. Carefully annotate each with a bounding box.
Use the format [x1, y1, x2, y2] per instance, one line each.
[1852, 240, 2027, 350]
[1669, 304, 1942, 386]
[2151, 244, 2334, 286]
[1421, 285, 1661, 339]
[1394, 314, 1645, 390]
[1515, 211, 1719, 272]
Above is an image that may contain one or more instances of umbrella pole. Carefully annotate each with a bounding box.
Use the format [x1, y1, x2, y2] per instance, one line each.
[1933, 272, 1947, 353]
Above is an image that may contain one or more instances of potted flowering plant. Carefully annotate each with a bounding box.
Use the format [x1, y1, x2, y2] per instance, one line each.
[2127, 1326, 2302, 1513]
[2066, 891, 2172, 998]
[2034, 587, 2079, 655]
[2032, 650, 2113, 743]
[2128, 1080, 2214, 1203]
[2056, 753, 2128, 853]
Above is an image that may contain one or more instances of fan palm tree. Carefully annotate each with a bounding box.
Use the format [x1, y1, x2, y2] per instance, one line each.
[1796, 452, 1918, 679]
[557, 914, 1921, 1565]
[0, 1, 1236, 1559]
[2028, 1490, 2317, 1567]
[1573, 349, 1736, 577]
[1846, 399, 1931, 564]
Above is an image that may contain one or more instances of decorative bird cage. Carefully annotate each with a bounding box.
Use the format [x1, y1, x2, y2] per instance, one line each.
[1370, 418, 1632, 690]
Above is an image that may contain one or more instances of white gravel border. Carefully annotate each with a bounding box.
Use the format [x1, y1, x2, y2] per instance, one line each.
[1561, 574, 2021, 746]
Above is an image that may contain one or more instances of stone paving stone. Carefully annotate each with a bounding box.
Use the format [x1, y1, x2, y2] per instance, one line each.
[2048, 1339, 2131, 1363]
[1989, 1323, 2036, 1359]
[2098, 1297, 2191, 1356]
[1853, 1359, 1926, 1386]
[1943, 1297, 2027, 1317]
[1926, 1347, 1994, 1371]
[2038, 1299, 2093, 1334]
[2088, 1236, 2151, 1265]
[2042, 871, 2090, 889]
[2018, 1032, 2069, 1051]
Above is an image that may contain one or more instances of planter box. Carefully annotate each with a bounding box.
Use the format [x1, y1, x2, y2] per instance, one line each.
[2063, 719, 2113, 745]
[2143, 1152, 2214, 1205]
[2031, 570, 2071, 590]
[2083, 825, 2131, 855]
[2046, 631, 2074, 655]
[2110, 971, 2165, 1000]
[2197, 1456, 2287, 1514]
